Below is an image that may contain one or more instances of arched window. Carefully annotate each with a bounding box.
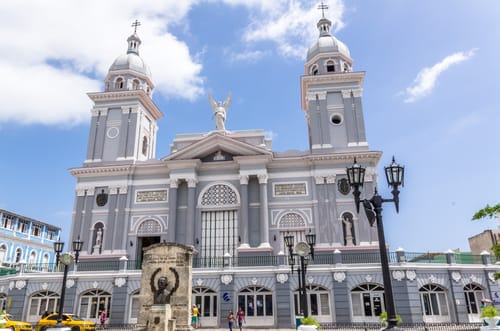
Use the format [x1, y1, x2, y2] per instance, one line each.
[419, 284, 450, 323]
[279, 212, 306, 254]
[142, 136, 148, 156]
[133, 79, 140, 90]
[464, 283, 484, 316]
[326, 60, 335, 72]
[138, 219, 161, 234]
[351, 283, 385, 322]
[78, 289, 111, 322]
[293, 285, 331, 322]
[341, 212, 356, 246]
[192, 287, 218, 327]
[42, 253, 49, 271]
[15, 248, 22, 263]
[115, 77, 124, 89]
[311, 64, 319, 75]
[0, 293, 6, 312]
[29, 250, 36, 264]
[238, 286, 273, 325]
[27, 291, 59, 322]
[0, 245, 7, 264]
[200, 184, 239, 263]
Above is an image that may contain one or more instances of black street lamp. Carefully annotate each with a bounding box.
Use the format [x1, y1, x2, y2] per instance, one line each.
[53, 240, 64, 268]
[284, 231, 316, 318]
[347, 157, 404, 330]
[52, 238, 84, 330]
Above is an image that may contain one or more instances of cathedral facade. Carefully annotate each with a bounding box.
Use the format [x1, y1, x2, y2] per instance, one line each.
[0, 15, 498, 328]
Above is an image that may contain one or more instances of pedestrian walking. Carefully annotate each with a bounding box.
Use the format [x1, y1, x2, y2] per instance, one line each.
[100, 310, 107, 327]
[227, 310, 234, 331]
[236, 307, 245, 331]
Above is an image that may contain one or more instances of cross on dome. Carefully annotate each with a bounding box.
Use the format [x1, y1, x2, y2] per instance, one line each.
[318, 1, 328, 18]
[131, 19, 141, 33]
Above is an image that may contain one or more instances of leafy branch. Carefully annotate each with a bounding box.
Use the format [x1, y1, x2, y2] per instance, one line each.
[472, 204, 500, 221]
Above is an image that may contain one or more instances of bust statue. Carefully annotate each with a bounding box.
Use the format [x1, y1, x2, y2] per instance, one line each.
[150, 267, 179, 304]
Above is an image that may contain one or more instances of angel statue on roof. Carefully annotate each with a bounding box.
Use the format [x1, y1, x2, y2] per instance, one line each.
[208, 92, 232, 131]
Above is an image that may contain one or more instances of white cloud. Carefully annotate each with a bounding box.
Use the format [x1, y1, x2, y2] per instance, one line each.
[0, 0, 203, 126]
[223, 0, 345, 59]
[0, 0, 345, 126]
[404, 49, 477, 103]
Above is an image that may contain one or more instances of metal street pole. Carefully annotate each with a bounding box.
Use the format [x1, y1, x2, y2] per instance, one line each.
[347, 157, 404, 331]
[56, 263, 69, 326]
[299, 256, 308, 317]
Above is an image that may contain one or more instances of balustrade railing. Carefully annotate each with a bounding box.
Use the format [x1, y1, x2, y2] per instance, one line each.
[7, 250, 492, 274]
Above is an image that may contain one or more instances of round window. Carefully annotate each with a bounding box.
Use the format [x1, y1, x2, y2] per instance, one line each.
[331, 114, 343, 125]
[106, 127, 119, 139]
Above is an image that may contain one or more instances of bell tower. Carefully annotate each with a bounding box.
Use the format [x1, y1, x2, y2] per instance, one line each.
[301, 14, 368, 154]
[85, 24, 162, 164]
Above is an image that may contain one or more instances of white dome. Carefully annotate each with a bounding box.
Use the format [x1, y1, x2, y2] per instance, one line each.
[307, 35, 350, 61]
[306, 17, 351, 62]
[109, 53, 151, 78]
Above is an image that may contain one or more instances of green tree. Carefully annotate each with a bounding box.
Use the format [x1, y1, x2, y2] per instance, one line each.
[472, 204, 500, 221]
[472, 203, 500, 280]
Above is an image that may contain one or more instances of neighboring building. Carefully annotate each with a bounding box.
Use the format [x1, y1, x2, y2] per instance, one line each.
[0, 209, 61, 267]
[469, 229, 500, 255]
[0, 14, 499, 328]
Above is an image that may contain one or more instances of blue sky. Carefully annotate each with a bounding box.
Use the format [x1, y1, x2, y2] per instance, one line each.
[0, 0, 499, 252]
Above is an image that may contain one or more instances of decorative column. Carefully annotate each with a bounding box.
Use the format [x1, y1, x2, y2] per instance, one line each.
[258, 174, 270, 247]
[185, 178, 197, 246]
[239, 175, 250, 248]
[167, 179, 179, 243]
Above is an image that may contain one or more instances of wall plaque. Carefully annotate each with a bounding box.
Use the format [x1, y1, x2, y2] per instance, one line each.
[274, 183, 307, 196]
[136, 190, 168, 203]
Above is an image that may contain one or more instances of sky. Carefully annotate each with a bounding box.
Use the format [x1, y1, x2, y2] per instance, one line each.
[0, 0, 499, 253]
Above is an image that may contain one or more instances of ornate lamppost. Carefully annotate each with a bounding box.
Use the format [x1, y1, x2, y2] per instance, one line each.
[50, 238, 84, 330]
[284, 232, 316, 318]
[53, 239, 64, 269]
[346, 157, 404, 330]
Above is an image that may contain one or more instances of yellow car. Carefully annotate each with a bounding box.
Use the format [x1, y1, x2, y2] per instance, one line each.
[35, 313, 95, 331]
[2, 314, 33, 331]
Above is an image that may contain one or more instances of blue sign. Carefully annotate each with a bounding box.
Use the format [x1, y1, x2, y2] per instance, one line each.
[222, 292, 230, 302]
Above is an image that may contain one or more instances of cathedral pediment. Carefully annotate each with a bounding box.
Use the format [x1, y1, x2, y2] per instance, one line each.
[163, 131, 272, 161]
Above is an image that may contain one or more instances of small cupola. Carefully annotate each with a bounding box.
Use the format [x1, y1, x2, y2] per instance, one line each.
[127, 33, 141, 55]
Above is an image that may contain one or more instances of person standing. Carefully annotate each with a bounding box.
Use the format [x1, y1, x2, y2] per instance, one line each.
[236, 307, 245, 331]
[191, 304, 199, 328]
[100, 310, 107, 327]
[227, 310, 234, 331]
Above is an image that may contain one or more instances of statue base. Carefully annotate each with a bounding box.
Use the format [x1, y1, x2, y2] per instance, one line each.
[135, 304, 177, 331]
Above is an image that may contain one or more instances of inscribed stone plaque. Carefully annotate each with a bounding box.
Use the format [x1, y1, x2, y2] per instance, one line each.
[274, 183, 307, 196]
[136, 190, 168, 203]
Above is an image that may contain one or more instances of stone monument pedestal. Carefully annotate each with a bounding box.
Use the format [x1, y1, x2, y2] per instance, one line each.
[142, 304, 176, 331]
[136, 243, 194, 331]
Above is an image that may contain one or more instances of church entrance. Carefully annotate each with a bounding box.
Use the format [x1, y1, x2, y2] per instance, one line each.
[136, 236, 160, 267]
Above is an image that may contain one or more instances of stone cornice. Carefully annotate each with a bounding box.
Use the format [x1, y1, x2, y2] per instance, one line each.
[300, 71, 365, 110]
[70, 165, 134, 177]
[266, 150, 382, 169]
[87, 90, 163, 120]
